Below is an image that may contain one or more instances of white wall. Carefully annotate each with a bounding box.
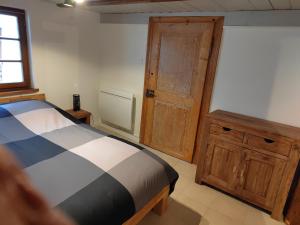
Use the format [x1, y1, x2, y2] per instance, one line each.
[98, 23, 148, 137]
[211, 26, 300, 127]
[97, 24, 300, 138]
[1, 0, 101, 124]
[2, 1, 299, 134]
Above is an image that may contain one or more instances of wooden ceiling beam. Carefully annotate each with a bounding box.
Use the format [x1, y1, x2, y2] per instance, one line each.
[85, 0, 187, 6]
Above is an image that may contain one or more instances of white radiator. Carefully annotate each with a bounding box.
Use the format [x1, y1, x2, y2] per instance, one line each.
[99, 89, 134, 131]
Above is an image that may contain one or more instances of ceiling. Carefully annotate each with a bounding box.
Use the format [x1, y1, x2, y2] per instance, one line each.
[51, 0, 300, 13]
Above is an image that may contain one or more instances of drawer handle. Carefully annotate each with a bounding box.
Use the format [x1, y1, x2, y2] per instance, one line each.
[264, 138, 275, 144]
[222, 127, 232, 132]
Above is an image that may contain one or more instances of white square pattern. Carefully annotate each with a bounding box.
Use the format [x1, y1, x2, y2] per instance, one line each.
[69, 137, 139, 172]
[15, 108, 74, 135]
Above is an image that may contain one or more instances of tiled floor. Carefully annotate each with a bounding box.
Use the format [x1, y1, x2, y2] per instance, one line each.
[138, 148, 286, 225]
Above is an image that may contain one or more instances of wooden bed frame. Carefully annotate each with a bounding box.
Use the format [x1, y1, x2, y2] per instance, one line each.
[123, 186, 169, 225]
[0, 93, 170, 225]
[0, 93, 46, 104]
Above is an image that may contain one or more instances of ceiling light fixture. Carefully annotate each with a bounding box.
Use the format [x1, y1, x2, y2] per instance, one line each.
[56, 0, 76, 8]
[74, 0, 85, 3]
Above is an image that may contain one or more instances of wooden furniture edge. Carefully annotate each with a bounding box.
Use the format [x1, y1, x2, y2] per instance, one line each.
[272, 148, 300, 220]
[123, 185, 169, 225]
[284, 163, 300, 225]
[66, 109, 92, 117]
[208, 110, 300, 141]
[0, 88, 39, 97]
[87, 0, 187, 6]
[193, 16, 224, 164]
[195, 117, 211, 184]
[139, 14, 155, 144]
[0, 93, 46, 104]
[150, 16, 224, 23]
[195, 111, 300, 220]
[66, 109, 92, 125]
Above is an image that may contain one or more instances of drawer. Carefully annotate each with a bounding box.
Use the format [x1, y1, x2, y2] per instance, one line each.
[210, 124, 244, 143]
[245, 134, 292, 156]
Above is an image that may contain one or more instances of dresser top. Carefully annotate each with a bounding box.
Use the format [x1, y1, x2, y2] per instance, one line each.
[209, 110, 300, 141]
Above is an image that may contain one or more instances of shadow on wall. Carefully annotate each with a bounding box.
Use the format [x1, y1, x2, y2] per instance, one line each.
[265, 35, 300, 127]
[29, 6, 101, 123]
[210, 27, 300, 126]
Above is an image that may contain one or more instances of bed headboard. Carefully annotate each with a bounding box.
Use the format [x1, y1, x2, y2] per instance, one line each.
[0, 94, 46, 104]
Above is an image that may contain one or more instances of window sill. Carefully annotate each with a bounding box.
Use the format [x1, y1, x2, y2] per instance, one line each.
[0, 88, 39, 97]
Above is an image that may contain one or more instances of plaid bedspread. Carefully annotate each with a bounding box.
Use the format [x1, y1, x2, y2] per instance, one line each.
[0, 100, 178, 225]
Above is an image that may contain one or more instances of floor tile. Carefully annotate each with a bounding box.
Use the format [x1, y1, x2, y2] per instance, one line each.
[139, 199, 203, 225]
[209, 193, 251, 222]
[172, 176, 190, 194]
[181, 182, 223, 206]
[201, 208, 244, 225]
[244, 207, 285, 225]
[172, 194, 208, 215]
[173, 160, 197, 181]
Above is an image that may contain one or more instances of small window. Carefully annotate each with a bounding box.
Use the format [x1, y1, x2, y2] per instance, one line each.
[0, 6, 31, 91]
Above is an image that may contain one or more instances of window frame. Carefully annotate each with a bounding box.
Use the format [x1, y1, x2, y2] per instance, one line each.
[0, 6, 31, 91]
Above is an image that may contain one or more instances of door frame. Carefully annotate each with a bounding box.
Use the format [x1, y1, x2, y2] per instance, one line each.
[140, 16, 224, 163]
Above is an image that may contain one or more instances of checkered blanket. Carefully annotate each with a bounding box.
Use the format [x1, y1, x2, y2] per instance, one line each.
[0, 100, 178, 225]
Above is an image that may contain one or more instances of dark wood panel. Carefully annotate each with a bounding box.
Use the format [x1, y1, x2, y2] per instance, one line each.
[245, 133, 291, 156]
[203, 139, 242, 192]
[150, 100, 188, 157]
[208, 110, 300, 141]
[210, 124, 244, 143]
[65, 109, 91, 125]
[196, 110, 300, 220]
[240, 150, 286, 209]
[285, 164, 300, 225]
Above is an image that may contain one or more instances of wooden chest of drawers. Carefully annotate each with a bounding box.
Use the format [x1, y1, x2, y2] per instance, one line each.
[196, 110, 300, 220]
[285, 166, 300, 225]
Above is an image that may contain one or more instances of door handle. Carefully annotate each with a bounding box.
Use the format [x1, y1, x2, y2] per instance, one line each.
[145, 89, 155, 98]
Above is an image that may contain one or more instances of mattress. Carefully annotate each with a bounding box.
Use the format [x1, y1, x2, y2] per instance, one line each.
[0, 100, 178, 225]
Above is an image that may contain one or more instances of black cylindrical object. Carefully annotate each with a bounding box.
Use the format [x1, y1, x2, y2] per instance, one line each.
[73, 94, 80, 111]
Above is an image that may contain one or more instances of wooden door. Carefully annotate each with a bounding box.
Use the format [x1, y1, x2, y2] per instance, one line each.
[239, 150, 286, 209]
[203, 139, 243, 192]
[140, 17, 215, 162]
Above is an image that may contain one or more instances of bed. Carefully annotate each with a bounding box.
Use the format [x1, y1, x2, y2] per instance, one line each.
[0, 94, 178, 225]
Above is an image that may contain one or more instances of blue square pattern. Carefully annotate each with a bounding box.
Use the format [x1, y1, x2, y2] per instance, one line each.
[6, 136, 66, 168]
[1, 100, 52, 116]
[0, 107, 11, 118]
[0, 116, 36, 145]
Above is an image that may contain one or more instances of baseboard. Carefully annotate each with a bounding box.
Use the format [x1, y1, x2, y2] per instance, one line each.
[95, 122, 140, 144]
